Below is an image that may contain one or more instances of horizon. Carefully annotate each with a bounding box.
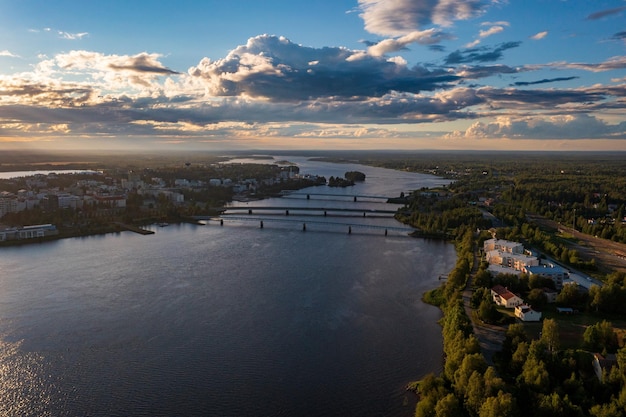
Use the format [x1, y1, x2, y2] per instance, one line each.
[1, 1, 625, 151]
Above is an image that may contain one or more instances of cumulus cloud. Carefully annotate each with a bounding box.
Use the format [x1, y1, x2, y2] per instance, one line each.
[445, 114, 626, 140]
[530, 31, 548, 40]
[1, 33, 624, 143]
[358, 0, 485, 37]
[187, 35, 458, 101]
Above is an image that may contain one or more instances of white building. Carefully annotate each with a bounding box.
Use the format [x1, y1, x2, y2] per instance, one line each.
[486, 250, 539, 271]
[484, 238, 524, 254]
[515, 304, 542, 322]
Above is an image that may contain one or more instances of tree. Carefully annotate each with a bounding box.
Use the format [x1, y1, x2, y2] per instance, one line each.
[556, 282, 583, 306]
[537, 392, 584, 417]
[479, 392, 518, 417]
[478, 298, 501, 324]
[583, 320, 619, 353]
[435, 393, 462, 417]
[540, 318, 560, 354]
[527, 288, 548, 309]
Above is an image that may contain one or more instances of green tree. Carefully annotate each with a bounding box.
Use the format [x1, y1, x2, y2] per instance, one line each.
[435, 393, 462, 417]
[479, 392, 518, 417]
[527, 288, 548, 309]
[583, 320, 619, 353]
[540, 318, 560, 354]
[537, 392, 584, 417]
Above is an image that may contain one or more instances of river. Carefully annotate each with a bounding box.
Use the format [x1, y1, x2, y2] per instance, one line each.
[0, 156, 456, 417]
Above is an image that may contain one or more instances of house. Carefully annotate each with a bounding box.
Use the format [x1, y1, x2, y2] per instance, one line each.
[515, 304, 542, 322]
[491, 285, 524, 308]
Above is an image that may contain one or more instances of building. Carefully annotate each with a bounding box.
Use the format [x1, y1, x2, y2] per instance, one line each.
[524, 264, 568, 290]
[483, 238, 524, 254]
[491, 285, 524, 308]
[486, 249, 539, 271]
[515, 304, 542, 322]
[0, 224, 58, 241]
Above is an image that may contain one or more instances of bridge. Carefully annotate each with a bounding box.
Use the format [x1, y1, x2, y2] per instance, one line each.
[197, 216, 414, 236]
[215, 206, 398, 216]
[281, 191, 407, 202]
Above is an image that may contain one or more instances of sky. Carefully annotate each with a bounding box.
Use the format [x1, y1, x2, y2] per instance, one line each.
[0, 0, 625, 152]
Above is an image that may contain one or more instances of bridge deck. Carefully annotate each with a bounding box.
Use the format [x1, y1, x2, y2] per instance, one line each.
[199, 216, 414, 233]
[220, 206, 398, 214]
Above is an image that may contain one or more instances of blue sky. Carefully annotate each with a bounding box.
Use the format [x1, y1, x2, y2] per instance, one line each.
[1, 0, 625, 151]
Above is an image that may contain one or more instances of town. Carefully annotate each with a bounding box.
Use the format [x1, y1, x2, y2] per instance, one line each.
[0, 160, 326, 242]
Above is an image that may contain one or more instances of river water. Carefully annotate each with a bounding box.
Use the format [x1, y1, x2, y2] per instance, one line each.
[0, 157, 455, 417]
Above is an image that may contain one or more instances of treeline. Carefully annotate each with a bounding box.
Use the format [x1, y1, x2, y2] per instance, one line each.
[396, 193, 492, 234]
[360, 152, 626, 243]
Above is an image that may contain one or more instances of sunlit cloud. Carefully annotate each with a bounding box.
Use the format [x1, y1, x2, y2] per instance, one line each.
[445, 114, 626, 140]
[358, 0, 486, 36]
[1, 31, 625, 145]
[530, 31, 548, 40]
[0, 50, 20, 58]
[366, 29, 454, 56]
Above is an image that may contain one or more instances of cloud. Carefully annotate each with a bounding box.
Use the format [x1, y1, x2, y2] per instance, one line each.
[445, 114, 626, 140]
[1, 34, 625, 143]
[58, 31, 89, 40]
[612, 31, 626, 41]
[533, 56, 626, 72]
[444, 41, 521, 64]
[358, 0, 485, 36]
[0, 50, 19, 58]
[586, 6, 626, 20]
[530, 31, 548, 40]
[188, 35, 459, 101]
[478, 25, 505, 38]
[510, 76, 579, 87]
[366, 29, 454, 56]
